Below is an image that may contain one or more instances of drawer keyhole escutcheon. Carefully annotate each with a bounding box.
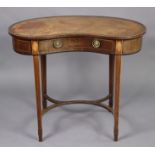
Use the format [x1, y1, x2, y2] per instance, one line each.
[53, 39, 63, 48]
[92, 39, 101, 48]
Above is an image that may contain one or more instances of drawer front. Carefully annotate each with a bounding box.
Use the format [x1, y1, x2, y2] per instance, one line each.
[39, 37, 115, 55]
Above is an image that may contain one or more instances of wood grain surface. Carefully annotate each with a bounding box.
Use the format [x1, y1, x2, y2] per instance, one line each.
[9, 16, 146, 40]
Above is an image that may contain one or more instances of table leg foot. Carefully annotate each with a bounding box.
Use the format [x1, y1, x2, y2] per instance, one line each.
[114, 128, 118, 141]
[38, 129, 43, 142]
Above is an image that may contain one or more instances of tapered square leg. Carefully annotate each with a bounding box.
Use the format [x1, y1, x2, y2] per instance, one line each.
[113, 41, 122, 141]
[32, 41, 43, 142]
[41, 55, 47, 109]
[113, 55, 121, 141]
[109, 55, 114, 108]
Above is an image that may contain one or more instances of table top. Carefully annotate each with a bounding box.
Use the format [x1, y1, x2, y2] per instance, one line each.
[9, 16, 146, 40]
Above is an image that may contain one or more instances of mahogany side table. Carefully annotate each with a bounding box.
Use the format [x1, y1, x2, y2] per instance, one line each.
[9, 16, 146, 142]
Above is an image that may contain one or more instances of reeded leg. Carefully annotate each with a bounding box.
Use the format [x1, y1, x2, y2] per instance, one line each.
[109, 54, 114, 108]
[113, 41, 122, 141]
[41, 55, 47, 109]
[32, 41, 43, 142]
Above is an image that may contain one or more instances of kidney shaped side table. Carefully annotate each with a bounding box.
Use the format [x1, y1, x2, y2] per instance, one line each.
[9, 16, 146, 142]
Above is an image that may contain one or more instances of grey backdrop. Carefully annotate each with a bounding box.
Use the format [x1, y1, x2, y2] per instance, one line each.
[0, 8, 155, 146]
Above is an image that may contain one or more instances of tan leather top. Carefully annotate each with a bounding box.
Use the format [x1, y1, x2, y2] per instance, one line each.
[9, 16, 146, 40]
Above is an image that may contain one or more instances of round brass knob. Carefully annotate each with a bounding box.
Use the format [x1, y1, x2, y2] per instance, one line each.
[53, 39, 63, 49]
[92, 39, 101, 48]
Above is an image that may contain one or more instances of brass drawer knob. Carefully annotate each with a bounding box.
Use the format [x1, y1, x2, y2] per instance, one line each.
[53, 39, 63, 48]
[92, 39, 101, 48]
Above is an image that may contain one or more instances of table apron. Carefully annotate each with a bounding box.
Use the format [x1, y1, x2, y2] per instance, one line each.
[12, 37, 142, 55]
